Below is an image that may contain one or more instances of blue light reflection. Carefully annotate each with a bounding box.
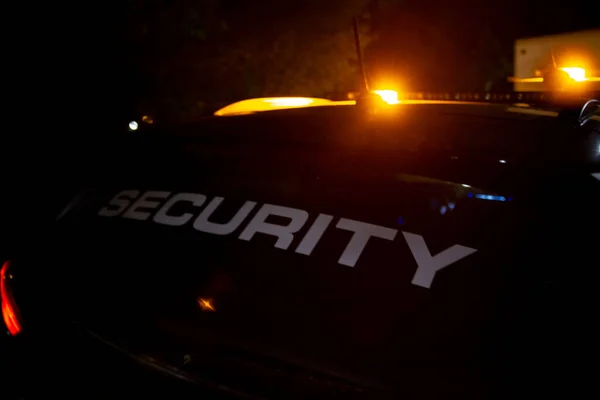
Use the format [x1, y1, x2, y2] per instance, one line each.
[475, 194, 506, 202]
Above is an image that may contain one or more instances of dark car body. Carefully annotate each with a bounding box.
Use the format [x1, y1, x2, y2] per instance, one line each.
[2, 101, 600, 399]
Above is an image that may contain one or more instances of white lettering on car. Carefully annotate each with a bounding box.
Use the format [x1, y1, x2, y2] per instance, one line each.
[402, 232, 477, 289]
[97, 190, 141, 217]
[123, 191, 171, 221]
[335, 218, 398, 267]
[99, 190, 478, 289]
[295, 214, 334, 256]
[154, 193, 207, 226]
[193, 197, 257, 235]
[239, 204, 309, 250]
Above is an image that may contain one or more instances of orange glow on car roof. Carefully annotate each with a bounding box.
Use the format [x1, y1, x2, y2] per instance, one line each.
[214, 97, 338, 116]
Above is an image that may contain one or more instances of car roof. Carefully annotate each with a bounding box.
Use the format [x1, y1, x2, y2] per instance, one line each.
[211, 100, 562, 121]
[140, 101, 587, 172]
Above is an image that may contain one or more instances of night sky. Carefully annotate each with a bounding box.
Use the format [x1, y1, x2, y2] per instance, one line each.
[5, 1, 598, 124]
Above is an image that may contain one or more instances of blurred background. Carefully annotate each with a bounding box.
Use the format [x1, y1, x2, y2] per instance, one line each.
[8, 1, 599, 123]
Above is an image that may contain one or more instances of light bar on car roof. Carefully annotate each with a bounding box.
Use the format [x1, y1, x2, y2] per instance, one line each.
[214, 91, 599, 117]
[347, 90, 568, 103]
[376, 91, 556, 103]
[214, 97, 351, 116]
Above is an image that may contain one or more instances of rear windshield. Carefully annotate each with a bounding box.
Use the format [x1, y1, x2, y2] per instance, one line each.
[156, 104, 576, 165]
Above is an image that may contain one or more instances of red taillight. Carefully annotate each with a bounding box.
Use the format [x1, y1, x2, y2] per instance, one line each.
[1, 261, 22, 336]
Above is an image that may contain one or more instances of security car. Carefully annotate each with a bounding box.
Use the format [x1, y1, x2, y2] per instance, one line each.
[2, 93, 599, 399]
